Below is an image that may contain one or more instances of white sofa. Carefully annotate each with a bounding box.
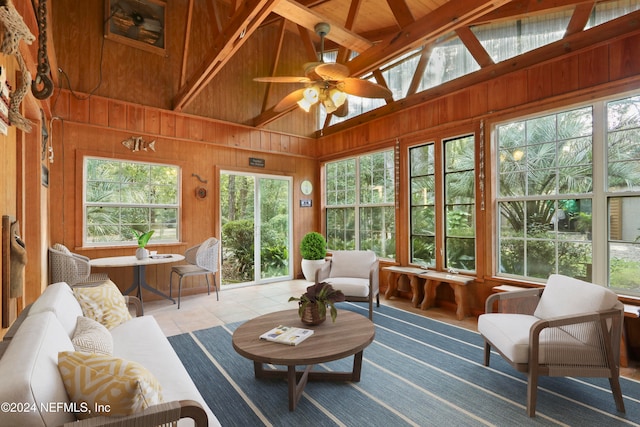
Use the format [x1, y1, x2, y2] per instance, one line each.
[0, 282, 220, 427]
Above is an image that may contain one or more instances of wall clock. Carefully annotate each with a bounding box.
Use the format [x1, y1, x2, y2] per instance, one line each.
[301, 180, 313, 195]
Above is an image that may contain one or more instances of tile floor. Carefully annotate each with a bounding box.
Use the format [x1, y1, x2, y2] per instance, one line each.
[143, 279, 640, 381]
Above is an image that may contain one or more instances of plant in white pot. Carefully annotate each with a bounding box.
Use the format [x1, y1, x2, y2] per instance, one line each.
[134, 230, 154, 260]
[300, 231, 326, 282]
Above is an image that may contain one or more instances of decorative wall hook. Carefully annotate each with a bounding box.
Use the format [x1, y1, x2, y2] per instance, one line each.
[192, 173, 208, 184]
[122, 136, 156, 152]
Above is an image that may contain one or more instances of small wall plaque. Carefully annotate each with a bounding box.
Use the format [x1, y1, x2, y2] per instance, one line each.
[249, 157, 265, 168]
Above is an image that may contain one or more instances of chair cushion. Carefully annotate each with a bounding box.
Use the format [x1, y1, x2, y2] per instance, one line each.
[29, 281, 84, 337]
[73, 280, 132, 330]
[478, 313, 605, 365]
[329, 250, 376, 279]
[534, 274, 619, 320]
[323, 277, 370, 297]
[71, 316, 113, 355]
[58, 351, 163, 419]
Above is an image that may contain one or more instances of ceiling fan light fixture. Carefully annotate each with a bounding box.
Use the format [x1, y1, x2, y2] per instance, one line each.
[297, 86, 320, 112]
[329, 88, 347, 108]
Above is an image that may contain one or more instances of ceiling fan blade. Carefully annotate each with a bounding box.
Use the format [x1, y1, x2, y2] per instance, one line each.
[273, 88, 306, 112]
[315, 63, 350, 81]
[254, 76, 311, 84]
[339, 78, 392, 99]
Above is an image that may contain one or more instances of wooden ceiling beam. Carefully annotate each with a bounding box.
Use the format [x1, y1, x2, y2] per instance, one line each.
[455, 25, 494, 68]
[336, 0, 364, 64]
[179, 0, 195, 88]
[565, 2, 596, 36]
[346, 0, 512, 77]
[406, 46, 431, 96]
[261, 19, 287, 112]
[173, 0, 279, 112]
[273, 0, 374, 53]
[385, 0, 415, 28]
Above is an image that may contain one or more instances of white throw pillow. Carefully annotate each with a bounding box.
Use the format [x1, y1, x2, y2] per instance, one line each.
[71, 316, 113, 355]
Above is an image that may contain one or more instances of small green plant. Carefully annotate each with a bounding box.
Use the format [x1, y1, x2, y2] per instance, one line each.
[300, 232, 326, 260]
[133, 230, 154, 248]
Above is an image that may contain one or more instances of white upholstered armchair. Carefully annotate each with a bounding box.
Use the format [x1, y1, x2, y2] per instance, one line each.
[315, 250, 379, 320]
[48, 243, 109, 286]
[478, 274, 625, 417]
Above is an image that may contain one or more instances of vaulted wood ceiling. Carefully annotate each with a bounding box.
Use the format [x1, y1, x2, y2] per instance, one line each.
[50, 1, 640, 137]
[170, 0, 632, 134]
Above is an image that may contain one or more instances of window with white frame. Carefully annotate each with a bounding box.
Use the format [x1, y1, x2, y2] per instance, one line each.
[325, 150, 396, 259]
[496, 94, 640, 294]
[84, 157, 180, 246]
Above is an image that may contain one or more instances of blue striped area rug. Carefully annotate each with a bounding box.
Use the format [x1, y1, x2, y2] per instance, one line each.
[168, 303, 640, 427]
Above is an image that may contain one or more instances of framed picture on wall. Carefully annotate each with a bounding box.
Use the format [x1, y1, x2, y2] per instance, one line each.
[104, 0, 166, 55]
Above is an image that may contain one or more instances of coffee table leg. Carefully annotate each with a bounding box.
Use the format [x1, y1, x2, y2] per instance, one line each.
[352, 351, 364, 381]
[288, 365, 313, 411]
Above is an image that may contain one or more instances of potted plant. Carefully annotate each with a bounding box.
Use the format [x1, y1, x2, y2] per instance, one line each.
[133, 229, 154, 260]
[289, 282, 345, 324]
[300, 231, 327, 281]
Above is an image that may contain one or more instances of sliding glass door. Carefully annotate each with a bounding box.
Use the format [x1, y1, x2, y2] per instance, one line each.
[220, 171, 292, 286]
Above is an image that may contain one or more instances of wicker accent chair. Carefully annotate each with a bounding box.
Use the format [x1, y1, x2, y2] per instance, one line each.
[48, 243, 109, 286]
[315, 250, 379, 320]
[478, 274, 626, 417]
[170, 237, 219, 309]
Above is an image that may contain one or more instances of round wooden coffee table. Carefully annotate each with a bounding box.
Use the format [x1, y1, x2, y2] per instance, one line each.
[232, 309, 375, 411]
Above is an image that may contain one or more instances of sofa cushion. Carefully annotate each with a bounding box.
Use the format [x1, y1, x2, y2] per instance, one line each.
[110, 315, 218, 425]
[323, 277, 370, 297]
[71, 316, 113, 355]
[58, 351, 163, 419]
[0, 311, 76, 427]
[534, 274, 619, 320]
[29, 281, 83, 337]
[329, 250, 376, 279]
[73, 280, 132, 329]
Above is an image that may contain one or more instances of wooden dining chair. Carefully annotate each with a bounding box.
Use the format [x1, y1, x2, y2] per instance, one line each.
[169, 237, 219, 309]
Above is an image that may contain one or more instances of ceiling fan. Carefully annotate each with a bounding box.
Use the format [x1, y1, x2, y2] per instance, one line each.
[109, 0, 164, 47]
[254, 23, 392, 116]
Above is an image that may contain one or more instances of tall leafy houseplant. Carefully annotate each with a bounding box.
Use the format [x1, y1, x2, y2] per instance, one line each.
[134, 230, 154, 260]
[300, 231, 326, 281]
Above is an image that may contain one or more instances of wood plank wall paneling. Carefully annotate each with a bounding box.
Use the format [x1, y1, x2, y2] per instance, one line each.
[49, 90, 319, 300]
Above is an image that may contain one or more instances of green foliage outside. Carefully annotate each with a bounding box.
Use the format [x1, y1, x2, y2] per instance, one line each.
[222, 220, 255, 283]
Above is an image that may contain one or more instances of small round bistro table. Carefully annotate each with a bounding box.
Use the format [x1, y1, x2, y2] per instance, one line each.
[90, 254, 184, 313]
[232, 309, 375, 411]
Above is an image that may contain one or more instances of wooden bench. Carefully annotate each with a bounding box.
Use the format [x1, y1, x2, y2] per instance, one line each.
[419, 271, 475, 320]
[382, 266, 426, 307]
